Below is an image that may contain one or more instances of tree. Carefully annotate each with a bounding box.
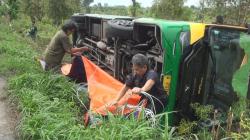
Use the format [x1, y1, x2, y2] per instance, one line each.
[47, 0, 70, 25]
[67, 0, 81, 13]
[199, 0, 250, 24]
[151, 0, 185, 20]
[104, 3, 108, 8]
[131, 0, 136, 17]
[91, 4, 129, 16]
[21, 0, 44, 21]
[46, 0, 81, 25]
[198, 0, 205, 22]
[81, 0, 93, 13]
[180, 6, 194, 21]
[6, 0, 19, 20]
[226, 0, 250, 24]
[97, 3, 103, 12]
[128, 1, 142, 17]
[0, 0, 8, 16]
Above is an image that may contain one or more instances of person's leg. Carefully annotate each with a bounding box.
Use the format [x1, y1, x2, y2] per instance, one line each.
[68, 56, 87, 83]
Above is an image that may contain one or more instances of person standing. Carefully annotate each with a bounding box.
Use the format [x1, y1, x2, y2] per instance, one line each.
[28, 21, 38, 40]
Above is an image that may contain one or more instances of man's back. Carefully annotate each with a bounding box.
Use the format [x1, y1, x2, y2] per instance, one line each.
[44, 30, 72, 69]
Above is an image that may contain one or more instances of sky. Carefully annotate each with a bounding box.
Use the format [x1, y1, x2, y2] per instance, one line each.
[91, 0, 200, 7]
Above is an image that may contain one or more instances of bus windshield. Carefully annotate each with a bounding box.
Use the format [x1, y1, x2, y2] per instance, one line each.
[210, 28, 250, 98]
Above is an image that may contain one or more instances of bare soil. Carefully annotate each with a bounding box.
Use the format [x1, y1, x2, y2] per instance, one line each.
[0, 78, 18, 140]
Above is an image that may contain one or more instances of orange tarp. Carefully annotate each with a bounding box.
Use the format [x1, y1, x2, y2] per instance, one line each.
[61, 56, 141, 115]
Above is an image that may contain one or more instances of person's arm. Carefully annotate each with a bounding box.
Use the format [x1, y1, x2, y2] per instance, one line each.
[61, 35, 89, 55]
[107, 85, 130, 106]
[113, 85, 130, 104]
[131, 79, 155, 94]
[71, 47, 89, 53]
[132, 71, 158, 94]
[64, 46, 89, 56]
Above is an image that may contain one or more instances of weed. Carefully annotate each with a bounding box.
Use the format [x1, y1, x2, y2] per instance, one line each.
[191, 103, 213, 121]
[178, 119, 197, 135]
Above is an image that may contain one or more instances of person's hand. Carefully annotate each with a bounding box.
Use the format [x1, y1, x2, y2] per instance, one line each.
[131, 87, 141, 94]
[73, 52, 82, 56]
[82, 47, 90, 52]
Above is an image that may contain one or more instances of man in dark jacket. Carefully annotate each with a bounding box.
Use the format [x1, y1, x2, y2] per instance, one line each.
[27, 21, 37, 40]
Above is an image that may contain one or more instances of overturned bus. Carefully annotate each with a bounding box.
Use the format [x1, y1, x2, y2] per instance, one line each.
[70, 13, 250, 123]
